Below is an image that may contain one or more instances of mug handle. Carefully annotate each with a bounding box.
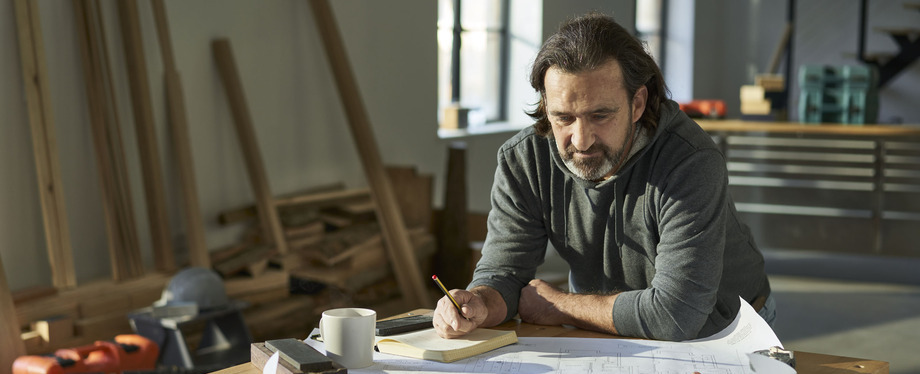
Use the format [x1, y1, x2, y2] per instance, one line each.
[319, 316, 325, 341]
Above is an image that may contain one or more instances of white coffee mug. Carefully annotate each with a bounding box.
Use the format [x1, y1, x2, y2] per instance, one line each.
[319, 307, 376, 369]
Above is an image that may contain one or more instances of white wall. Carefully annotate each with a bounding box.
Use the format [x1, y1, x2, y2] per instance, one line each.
[1, 0, 632, 291]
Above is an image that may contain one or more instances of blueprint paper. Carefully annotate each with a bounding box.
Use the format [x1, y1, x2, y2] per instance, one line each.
[689, 296, 783, 353]
[302, 297, 784, 373]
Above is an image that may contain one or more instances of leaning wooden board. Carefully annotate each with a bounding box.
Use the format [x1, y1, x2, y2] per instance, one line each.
[73, 0, 143, 281]
[0, 253, 27, 371]
[13, 0, 76, 289]
[150, 0, 210, 267]
[211, 39, 290, 256]
[116, 0, 175, 272]
[307, 0, 428, 308]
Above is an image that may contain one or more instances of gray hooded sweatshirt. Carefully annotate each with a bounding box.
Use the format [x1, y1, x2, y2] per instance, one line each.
[469, 100, 770, 341]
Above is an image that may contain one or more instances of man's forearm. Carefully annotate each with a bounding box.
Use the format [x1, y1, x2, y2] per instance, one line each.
[470, 285, 508, 327]
[519, 279, 620, 335]
[557, 292, 620, 335]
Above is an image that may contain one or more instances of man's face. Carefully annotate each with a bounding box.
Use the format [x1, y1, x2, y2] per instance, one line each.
[544, 59, 646, 181]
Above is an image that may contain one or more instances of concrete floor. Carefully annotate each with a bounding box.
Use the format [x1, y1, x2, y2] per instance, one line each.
[764, 249, 920, 374]
[536, 246, 920, 373]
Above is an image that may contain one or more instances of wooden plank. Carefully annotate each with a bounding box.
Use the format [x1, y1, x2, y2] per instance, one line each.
[436, 144, 470, 286]
[698, 119, 920, 137]
[213, 245, 271, 278]
[13, 0, 77, 289]
[211, 39, 289, 256]
[73, 0, 140, 281]
[0, 254, 27, 369]
[220, 186, 369, 225]
[224, 269, 289, 297]
[151, 0, 209, 267]
[16, 272, 169, 327]
[33, 315, 75, 344]
[273, 187, 371, 208]
[94, 0, 144, 279]
[386, 166, 433, 229]
[117, 0, 174, 272]
[11, 285, 57, 304]
[308, 0, 428, 308]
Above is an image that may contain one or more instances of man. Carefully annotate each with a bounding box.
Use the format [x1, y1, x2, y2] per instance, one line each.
[433, 13, 773, 341]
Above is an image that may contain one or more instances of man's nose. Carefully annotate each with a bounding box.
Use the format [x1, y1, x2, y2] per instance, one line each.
[570, 119, 594, 152]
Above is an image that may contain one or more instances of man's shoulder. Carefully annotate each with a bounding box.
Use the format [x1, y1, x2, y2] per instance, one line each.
[499, 126, 549, 155]
[653, 103, 719, 153]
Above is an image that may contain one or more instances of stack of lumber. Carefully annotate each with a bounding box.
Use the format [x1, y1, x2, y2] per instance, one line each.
[740, 74, 787, 121]
[212, 166, 436, 343]
[13, 272, 170, 354]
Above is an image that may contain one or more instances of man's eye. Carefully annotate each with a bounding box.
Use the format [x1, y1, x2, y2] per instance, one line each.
[592, 114, 609, 121]
[554, 116, 573, 124]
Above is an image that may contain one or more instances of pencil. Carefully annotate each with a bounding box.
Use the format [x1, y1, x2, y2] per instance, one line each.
[432, 275, 463, 315]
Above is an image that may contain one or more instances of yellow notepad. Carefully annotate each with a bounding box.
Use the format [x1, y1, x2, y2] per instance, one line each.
[375, 328, 518, 363]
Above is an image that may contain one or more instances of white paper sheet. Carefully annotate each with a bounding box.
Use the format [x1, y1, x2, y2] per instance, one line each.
[262, 351, 280, 374]
[302, 297, 791, 373]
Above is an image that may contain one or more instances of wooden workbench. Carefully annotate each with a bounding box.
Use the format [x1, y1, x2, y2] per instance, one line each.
[212, 309, 889, 374]
[697, 119, 920, 137]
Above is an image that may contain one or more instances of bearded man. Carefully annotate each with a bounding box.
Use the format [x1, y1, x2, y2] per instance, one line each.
[432, 12, 773, 341]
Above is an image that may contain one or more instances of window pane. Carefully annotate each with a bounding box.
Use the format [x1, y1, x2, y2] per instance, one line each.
[461, 0, 503, 31]
[438, 0, 455, 29]
[460, 30, 502, 122]
[437, 28, 455, 119]
[635, 0, 663, 65]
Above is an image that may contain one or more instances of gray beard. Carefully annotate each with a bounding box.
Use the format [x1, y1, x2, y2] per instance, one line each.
[562, 146, 622, 181]
[560, 122, 636, 181]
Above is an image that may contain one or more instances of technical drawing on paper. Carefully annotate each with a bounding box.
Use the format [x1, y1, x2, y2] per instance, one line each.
[367, 338, 751, 374]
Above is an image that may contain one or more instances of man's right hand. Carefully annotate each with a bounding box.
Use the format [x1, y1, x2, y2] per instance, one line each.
[432, 289, 488, 338]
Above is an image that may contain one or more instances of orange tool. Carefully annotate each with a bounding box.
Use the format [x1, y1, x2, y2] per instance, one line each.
[12, 334, 158, 374]
[679, 99, 727, 119]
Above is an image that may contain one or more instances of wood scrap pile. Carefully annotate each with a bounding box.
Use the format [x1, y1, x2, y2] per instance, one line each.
[13, 273, 169, 354]
[212, 166, 436, 342]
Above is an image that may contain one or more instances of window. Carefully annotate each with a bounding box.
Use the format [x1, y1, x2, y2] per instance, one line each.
[437, 0, 542, 137]
[636, 0, 665, 67]
[635, 0, 695, 102]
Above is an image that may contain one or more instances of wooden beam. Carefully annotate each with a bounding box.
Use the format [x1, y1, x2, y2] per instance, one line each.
[437, 144, 471, 287]
[117, 0, 175, 272]
[73, 0, 143, 281]
[13, 0, 76, 289]
[308, 0, 428, 308]
[211, 39, 289, 255]
[94, 0, 143, 278]
[217, 183, 354, 225]
[150, 0, 209, 267]
[0, 254, 26, 370]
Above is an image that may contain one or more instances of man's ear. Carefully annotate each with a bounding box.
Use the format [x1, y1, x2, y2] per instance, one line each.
[632, 85, 648, 123]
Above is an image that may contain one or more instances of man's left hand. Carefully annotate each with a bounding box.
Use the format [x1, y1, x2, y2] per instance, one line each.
[518, 278, 569, 326]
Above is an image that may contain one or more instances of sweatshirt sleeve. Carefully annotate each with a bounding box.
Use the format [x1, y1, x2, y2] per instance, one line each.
[612, 147, 730, 341]
[468, 145, 549, 323]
